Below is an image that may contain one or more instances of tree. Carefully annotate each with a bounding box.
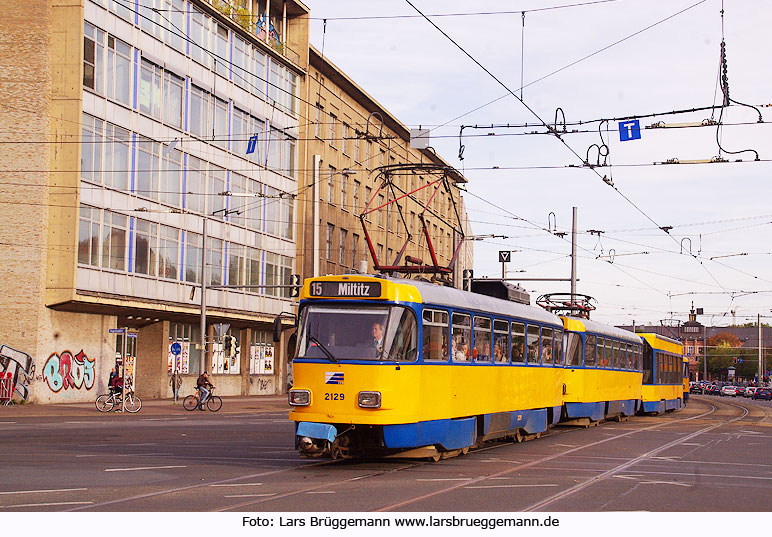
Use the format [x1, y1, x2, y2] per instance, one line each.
[707, 332, 742, 347]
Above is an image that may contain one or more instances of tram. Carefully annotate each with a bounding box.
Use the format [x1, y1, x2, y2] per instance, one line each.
[284, 274, 683, 459]
[639, 334, 687, 413]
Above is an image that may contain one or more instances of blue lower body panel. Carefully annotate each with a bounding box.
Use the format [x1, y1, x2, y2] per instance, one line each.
[509, 408, 548, 434]
[566, 401, 605, 421]
[607, 399, 637, 417]
[383, 417, 476, 450]
[642, 400, 665, 414]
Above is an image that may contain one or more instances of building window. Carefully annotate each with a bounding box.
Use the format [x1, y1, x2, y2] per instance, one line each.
[251, 46, 266, 98]
[158, 225, 179, 280]
[327, 166, 336, 204]
[106, 35, 131, 105]
[78, 205, 100, 266]
[139, 58, 162, 120]
[214, 22, 229, 78]
[340, 173, 348, 210]
[185, 232, 203, 284]
[163, 71, 184, 128]
[136, 136, 161, 200]
[186, 156, 206, 215]
[268, 127, 281, 170]
[354, 136, 360, 163]
[341, 123, 349, 155]
[326, 224, 334, 260]
[207, 237, 224, 286]
[104, 123, 130, 191]
[314, 104, 323, 140]
[169, 323, 201, 375]
[189, 85, 210, 138]
[213, 96, 228, 149]
[83, 23, 104, 94]
[189, 6, 210, 68]
[353, 180, 361, 214]
[329, 114, 337, 148]
[209, 164, 226, 217]
[160, 148, 182, 208]
[134, 219, 158, 276]
[265, 252, 292, 298]
[232, 107, 249, 158]
[246, 246, 261, 292]
[377, 195, 385, 227]
[229, 173, 246, 227]
[339, 229, 347, 265]
[81, 114, 103, 184]
[351, 233, 359, 269]
[101, 211, 127, 271]
[232, 34, 249, 90]
[227, 243, 245, 287]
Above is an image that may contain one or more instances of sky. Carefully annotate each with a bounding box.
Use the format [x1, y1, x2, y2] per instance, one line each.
[301, 0, 772, 327]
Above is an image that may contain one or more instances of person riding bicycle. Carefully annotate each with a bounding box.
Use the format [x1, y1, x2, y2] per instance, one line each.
[196, 370, 214, 410]
[109, 372, 123, 396]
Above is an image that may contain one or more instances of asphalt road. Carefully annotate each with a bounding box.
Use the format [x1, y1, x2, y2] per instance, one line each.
[1, 395, 772, 512]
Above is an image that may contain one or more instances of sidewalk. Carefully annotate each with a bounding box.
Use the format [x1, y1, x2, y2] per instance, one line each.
[0, 394, 290, 418]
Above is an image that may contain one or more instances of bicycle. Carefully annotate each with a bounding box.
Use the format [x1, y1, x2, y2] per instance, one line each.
[182, 386, 222, 412]
[95, 390, 142, 413]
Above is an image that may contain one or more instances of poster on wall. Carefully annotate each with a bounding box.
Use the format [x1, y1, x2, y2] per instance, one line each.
[125, 355, 136, 392]
[257, 344, 266, 374]
[264, 345, 274, 374]
[212, 342, 224, 374]
[167, 342, 190, 374]
[249, 345, 258, 375]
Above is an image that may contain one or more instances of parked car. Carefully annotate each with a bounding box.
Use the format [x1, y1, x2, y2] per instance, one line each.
[707, 384, 721, 395]
[753, 388, 772, 401]
[690, 382, 703, 394]
[735, 386, 746, 396]
[720, 385, 738, 397]
[744, 387, 757, 398]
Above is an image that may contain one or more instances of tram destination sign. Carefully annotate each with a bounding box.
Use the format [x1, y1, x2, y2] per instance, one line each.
[309, 281, 381, 298]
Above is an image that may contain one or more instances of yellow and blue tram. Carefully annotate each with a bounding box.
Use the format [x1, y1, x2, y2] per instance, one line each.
[638, 333, 686, 413]
[286, 274, 683, 459]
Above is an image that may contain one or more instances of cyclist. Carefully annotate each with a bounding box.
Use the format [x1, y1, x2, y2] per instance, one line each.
[109, 371, 123, 396]
[196, 371, 214, 410]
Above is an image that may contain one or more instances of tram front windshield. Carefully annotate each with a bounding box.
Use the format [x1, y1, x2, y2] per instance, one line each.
[297, 304, 417, 361]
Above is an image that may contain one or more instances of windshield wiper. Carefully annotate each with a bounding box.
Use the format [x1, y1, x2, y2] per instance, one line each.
[308, 335, 337, 362]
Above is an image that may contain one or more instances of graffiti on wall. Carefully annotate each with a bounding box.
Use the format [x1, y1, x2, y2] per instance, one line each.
[42, 350, 95, 392]
[0, 345, 34, 402]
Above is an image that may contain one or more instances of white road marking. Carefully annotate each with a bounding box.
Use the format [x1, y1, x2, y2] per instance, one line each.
[466, 484, 560, 489]
[552, 443, 578, 448]
[105, 465, 186, 472]
[307, 491, 335, 494]
[210, 483, 264, 487]
[0, 421, 16, 424]
[0, 501, 93, 509]
[223, 493, 277, 498]
[416, 478, 471, 482]
[76, 455, 97, 458]
[0, 488, 88, 495]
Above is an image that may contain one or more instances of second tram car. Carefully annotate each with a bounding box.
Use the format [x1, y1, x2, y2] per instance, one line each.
[639, 333, 686, 413]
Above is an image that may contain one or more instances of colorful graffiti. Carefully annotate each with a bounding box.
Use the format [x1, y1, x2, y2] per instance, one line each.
[0, 345, 34, 402]
[42, 350, 95, 392]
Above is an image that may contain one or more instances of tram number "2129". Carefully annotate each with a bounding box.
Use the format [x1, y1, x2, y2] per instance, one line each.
[324, 393, 344, 401]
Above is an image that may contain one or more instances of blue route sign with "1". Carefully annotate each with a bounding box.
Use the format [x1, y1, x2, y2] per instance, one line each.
[619, 120, 641, 141]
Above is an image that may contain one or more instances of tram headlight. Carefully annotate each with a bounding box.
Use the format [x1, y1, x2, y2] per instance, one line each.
[288, 389, 311, 406]
[358, 391, 381, 408]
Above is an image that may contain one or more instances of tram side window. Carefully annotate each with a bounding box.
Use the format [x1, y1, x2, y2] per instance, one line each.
[637, 346, 643, 371]
[626, 343, 633, 369]
[554, 329, 564, 366]
[422, 309, 449, 361]
[565, 332, 582, 367]
[657, 353, 664, 384]
[511, 322, 525, 363]
[526, 324, 540, 365]
[493, 320, 509, 363]
[596, 338, 606, 367]
[612, 340, 620, 369]
[541, 327, 553, 365]
[473, 316, 492, 363]
[605, 338, 613, 368]
[387, 307, 418, 362]
[642, 346, 653, 383]
[585, 334, 596, 367]
[452, 312, 471, 362]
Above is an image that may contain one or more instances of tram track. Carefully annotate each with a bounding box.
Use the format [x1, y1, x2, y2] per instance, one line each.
[66, 396, 766, 512]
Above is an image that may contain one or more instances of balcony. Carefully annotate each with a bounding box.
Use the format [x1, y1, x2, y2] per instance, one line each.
[208, 0, 301, 65]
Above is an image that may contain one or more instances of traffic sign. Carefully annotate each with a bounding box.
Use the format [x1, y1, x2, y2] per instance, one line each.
[170, 342, 182, 356]
[109, 328, 125, 334]
[619, 120, 641, 141]
[498, 251, 511, 263]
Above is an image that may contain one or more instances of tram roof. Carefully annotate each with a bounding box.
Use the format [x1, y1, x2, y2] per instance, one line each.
[562, 316, 642, 344]
[390, 277, 563, 326]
